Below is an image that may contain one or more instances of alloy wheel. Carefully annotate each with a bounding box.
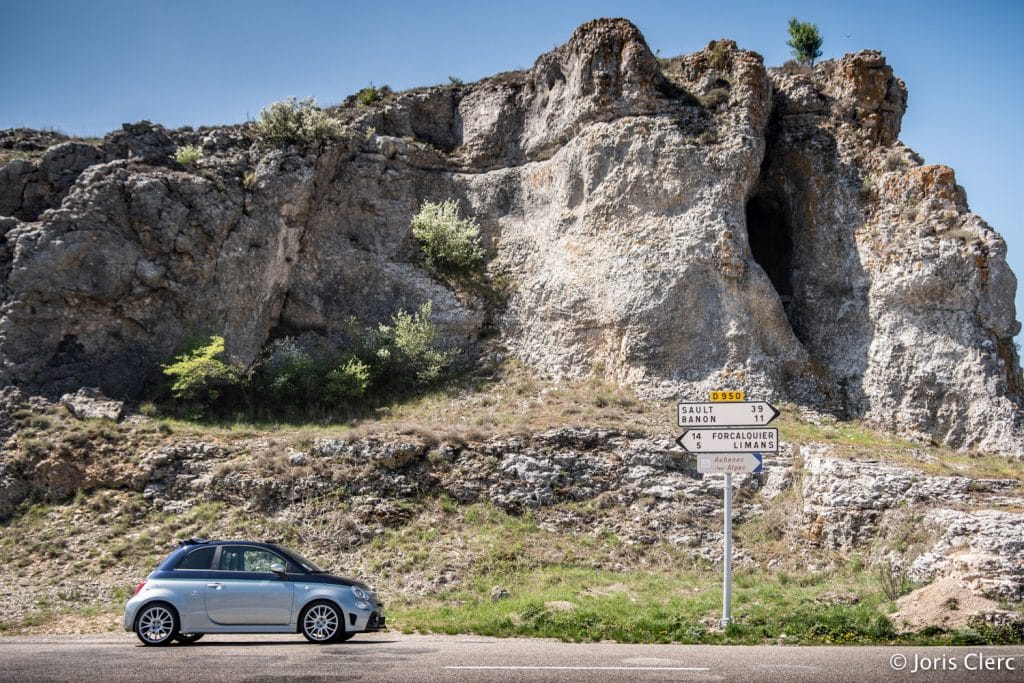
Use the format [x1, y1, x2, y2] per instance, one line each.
[138, 605, 175, 645]
[303, 603, 340, 642]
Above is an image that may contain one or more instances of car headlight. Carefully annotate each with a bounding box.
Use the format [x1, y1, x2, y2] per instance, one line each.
[351, 586, 368, 600]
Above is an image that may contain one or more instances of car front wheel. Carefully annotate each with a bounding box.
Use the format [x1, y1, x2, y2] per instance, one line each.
[300, 601, 345, 644]
[135, 603, 178, 646]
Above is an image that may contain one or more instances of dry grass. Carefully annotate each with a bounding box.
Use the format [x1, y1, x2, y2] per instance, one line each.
[361, 361, 663, 442]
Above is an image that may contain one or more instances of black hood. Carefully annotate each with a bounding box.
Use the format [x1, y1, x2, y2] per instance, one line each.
[307, 573, 370, 590]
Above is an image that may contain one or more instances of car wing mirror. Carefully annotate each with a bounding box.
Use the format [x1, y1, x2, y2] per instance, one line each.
[270, 563, 288, 579]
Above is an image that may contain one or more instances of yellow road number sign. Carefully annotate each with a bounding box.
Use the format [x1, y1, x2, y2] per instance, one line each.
[709, 390, 744, 402]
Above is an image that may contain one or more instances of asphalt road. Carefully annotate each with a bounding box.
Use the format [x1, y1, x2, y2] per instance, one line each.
[0, 632, 1021, 682]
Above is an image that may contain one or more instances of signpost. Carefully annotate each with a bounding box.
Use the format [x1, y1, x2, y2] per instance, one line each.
[675, 395, 780, 628]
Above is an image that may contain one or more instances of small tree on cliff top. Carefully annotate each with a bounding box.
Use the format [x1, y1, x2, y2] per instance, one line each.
[786, 17, 823, 66]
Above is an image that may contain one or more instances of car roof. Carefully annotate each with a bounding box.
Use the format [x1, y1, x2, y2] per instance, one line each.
[178, 538, 286, 550]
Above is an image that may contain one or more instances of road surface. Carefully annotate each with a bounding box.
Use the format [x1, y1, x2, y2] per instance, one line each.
[0, 632, 1021, 682]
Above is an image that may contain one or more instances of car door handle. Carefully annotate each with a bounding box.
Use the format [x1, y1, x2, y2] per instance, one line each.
[207, 583, 223, 589]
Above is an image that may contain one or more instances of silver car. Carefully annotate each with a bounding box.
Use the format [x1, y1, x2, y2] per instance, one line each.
[124, 538, 385, 645]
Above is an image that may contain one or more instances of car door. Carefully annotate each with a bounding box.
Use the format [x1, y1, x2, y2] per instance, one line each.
[204, 545, 295, 625]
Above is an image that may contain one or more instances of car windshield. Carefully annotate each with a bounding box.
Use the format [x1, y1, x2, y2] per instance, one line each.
[281, 547, 326, 573]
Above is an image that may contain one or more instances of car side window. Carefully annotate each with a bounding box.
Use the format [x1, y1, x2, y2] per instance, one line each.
[242, 548, 283, 572]
[175, 546, 215, 570]
[217, 546, 285, 572]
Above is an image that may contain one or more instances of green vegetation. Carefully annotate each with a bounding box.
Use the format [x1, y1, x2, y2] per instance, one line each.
[356, 83, 382, 106]
[411, 199, 485, 279]
[252, 97, 345, 149]
[173, 144, 203, 167]
[158, 303, 453, 421]
[786, 17, 823, 66]
[163, 335, 241, 408]
[372, 302, 453, 389]
[876, 563, 915, 601]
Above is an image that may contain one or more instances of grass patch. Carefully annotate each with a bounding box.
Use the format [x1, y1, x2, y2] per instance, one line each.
[395, 561, 910, 644]
[776, 411, 919, 450]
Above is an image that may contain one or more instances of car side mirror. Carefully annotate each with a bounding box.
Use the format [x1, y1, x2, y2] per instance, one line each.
[270, 563, 287, 579]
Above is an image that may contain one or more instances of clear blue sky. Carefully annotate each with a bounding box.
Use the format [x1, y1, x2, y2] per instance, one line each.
[3, 0, 1022, 336]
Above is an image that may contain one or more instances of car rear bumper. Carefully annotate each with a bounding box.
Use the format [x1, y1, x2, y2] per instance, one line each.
[123, 600, 139, 631]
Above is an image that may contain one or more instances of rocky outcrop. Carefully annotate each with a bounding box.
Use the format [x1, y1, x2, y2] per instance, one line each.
[0, 19, 1019, 453]
[800, 448, 1020, 548]
[909, 509, 1024, 601]
[766, 54, 1022, 453]
[59, 388, 124, 421]
[800, 446, 1023, 604]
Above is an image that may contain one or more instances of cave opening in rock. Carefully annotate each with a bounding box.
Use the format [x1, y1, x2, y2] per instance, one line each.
[745, 194, 794, 304]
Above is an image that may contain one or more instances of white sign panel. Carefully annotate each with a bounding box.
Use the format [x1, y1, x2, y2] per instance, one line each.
[696, 453, 763, 474]
[677, 401, 780, 427]
[675, 428, 779, 454]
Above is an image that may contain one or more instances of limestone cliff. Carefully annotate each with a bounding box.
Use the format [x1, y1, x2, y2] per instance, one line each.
[0, 19, 1019, 454]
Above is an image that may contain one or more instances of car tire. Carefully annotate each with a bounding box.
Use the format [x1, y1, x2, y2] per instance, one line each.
[135, 602, 179, 646]
[174, 632, 204, 644]
[300, 601, 346, 644]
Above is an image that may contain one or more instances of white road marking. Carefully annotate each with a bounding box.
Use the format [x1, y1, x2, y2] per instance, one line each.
[444, 666, 711, 671]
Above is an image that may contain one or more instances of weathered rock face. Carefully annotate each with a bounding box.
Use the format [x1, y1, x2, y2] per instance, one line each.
[0, 19, 1019, 453]
[765, 54, 1022, 453]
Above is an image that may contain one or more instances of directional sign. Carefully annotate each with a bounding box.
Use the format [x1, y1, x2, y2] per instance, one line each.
[677, 401, 780, 428]
[697, 453, 763, 474]
[675, 427, 779, 454]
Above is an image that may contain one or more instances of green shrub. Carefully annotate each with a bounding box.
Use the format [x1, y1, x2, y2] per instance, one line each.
[253, 97, 345, 149]
[411, 199, 485, 278]
[373, 302, 452, 389]
[357, 84, 381, 106]
[163, 335, 242, 404]
[174, 145, 203, 167]
[157, 304, 455, 420]
[261, 339, 322, 409]
[875, 563, 913, 601]
[325, 356, 371, 401]
[447, 76, 464, 87]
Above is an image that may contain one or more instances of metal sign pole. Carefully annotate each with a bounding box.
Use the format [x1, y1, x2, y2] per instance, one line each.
[722, 472, 733, 627]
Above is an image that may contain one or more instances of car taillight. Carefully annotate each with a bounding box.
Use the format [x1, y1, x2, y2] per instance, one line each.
[132, 580, 147, 597]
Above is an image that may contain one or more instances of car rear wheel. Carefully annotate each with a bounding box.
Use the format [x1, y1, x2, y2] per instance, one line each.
[135, 603, 178, 646]
[174, 632, 203, 644]
[300, 601, 345, 644]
